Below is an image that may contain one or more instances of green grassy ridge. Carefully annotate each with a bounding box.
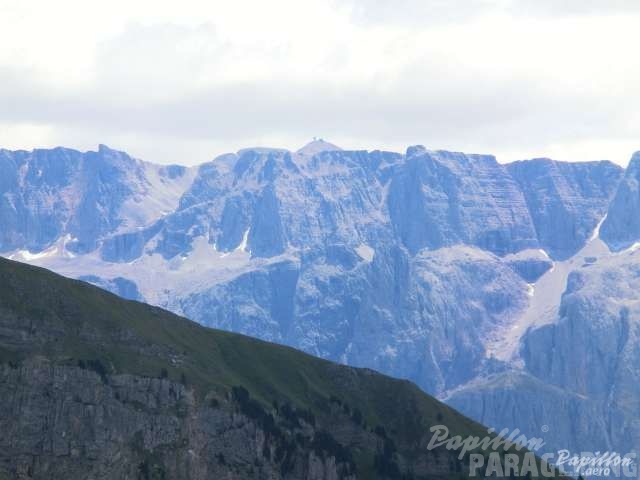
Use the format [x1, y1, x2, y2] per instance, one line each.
[0, 257, 563, 478]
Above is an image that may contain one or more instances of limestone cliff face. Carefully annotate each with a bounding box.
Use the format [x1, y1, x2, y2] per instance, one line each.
[0, 145, 193, 255]
[447, 249, 640, 459]
[507, 158, 621, 260]
[1, 360, 357, 480]
[601, 152, 640, 250]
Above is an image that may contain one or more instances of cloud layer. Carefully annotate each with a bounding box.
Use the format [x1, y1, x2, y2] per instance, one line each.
[0, 0, 638, 165]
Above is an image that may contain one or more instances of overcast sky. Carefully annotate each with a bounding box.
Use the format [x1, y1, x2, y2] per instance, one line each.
[1, 0, 638, 165]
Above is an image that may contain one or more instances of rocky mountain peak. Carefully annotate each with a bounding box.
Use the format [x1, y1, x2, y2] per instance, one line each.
[600, 151, 640, 250]
[405, 144, 427, 157]
[296, 138, 342, 155]
[626, 151, 640, 171]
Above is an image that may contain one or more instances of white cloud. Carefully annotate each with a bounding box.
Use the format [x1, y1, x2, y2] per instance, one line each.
[0, 0, 638, 165]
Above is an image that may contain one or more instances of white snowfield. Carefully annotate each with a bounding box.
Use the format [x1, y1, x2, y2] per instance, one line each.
[355, 244, 375, 262]
[8, 234, 300, 311]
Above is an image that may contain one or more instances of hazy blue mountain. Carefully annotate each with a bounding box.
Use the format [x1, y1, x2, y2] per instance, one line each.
[0, 144, 194, 255]
[1, 140, 633, 467]
[388, 146, 538, 256]
[448, 244, 640, 458]
[507, 158, 622, 259]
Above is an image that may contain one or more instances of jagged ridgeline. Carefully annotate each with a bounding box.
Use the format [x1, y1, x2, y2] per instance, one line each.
[0, 258, 560, 479]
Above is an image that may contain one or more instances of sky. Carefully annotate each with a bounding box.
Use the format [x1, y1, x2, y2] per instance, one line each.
[0, 0, 638, 166]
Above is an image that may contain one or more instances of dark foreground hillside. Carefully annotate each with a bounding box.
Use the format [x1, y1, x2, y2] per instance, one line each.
[0, 258, 556, 479]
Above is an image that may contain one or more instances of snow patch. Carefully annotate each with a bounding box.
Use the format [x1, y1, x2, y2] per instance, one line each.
[484, 213, 612, 363]
[355, 244, 375, 262]
[6, 234, 78, 262]
[382, 345, 397, 358]
[589, 214, 607, 241]
[236, 228, 251, 253]
[626, 242, 640, 253]
[6, 233, 297, 309]
[18, 248, 56, 261]
[296, 139, 342, 156]
[116, 162, 196, 234]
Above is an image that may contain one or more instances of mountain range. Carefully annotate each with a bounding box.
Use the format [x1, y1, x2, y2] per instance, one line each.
[2, 140, 638, 465]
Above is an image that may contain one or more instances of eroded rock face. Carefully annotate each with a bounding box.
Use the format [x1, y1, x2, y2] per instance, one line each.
[180, 245, 528, 396]
[521, 257, 640, 417]
[144, 147, 618, 263]
[448, 248, 640, 460]
[601, 152, 640, 251]
[145, 148, 401, 261]
[2, 145, 619, 262]
[0, 145, 193, 256]
[502, 249, 553, 283]
[1, 360, 357, 480]
[388, 148, 538, 256]
[506, 158, 621, 260]
[445, 371, 621, 458]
